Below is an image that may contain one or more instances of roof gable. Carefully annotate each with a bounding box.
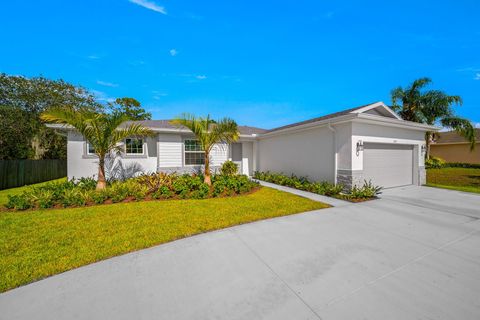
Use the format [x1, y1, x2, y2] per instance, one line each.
[349, 102, 401, 119]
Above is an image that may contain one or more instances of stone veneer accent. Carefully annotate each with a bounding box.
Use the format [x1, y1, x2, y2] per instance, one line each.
[336, 169, 364, 190]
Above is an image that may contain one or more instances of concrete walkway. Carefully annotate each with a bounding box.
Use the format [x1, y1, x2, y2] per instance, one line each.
[255, 180, 351, 207]
[1, 186, 480, 319]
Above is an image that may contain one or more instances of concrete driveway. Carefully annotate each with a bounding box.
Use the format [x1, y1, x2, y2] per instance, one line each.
[1, 186, 479, 320]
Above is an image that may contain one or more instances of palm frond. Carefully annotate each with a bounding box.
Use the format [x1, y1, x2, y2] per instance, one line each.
[441, 117, 476, 150]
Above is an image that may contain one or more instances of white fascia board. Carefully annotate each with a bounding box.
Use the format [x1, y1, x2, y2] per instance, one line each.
[354, 113, 439, 131]
[350, 101, 402, 120]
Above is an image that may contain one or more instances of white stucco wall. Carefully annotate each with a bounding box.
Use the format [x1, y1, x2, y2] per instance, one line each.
[67, 131, 158, 179]
[351, 121, 426, 171]
[257, 126, 336, 182]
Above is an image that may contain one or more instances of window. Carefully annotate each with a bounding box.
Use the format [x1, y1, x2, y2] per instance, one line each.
[184, 140, 205, 165]
[125, 138, 144, 155]
[86, 141, 95, 155]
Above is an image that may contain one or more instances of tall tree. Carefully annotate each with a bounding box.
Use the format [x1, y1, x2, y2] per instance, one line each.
[171, 114, 239, 186]
[0, 73, 103, 159]
[391, 77, 475, 158]
[109, 97, 152, 120]
[41, 108, 153, 189]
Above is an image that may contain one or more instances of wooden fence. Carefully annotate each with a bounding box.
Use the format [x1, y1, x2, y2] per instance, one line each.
[0, 159, 67, 190]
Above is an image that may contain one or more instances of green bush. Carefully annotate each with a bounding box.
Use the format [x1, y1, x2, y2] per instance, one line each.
[350, 180, 383, 199]
[425, 156, 445, 169]
[90, 189, 109, 204]
[220, 161, 238, 176]
[4, 173, 259, 211]
[5, 195, 33, 210]
[254, 171, 381, 200]
[443, 162, 480, 169]
[152, 186, 174, 199]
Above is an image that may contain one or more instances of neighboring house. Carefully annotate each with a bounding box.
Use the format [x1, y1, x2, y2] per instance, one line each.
[430, 129, 480, 164]
[49, 102, 437, 189]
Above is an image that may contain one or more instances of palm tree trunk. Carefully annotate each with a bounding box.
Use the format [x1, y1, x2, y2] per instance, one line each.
[97, 156, 107, 190]
[204, 151, 211, 186]
[425, 132, 431, 160]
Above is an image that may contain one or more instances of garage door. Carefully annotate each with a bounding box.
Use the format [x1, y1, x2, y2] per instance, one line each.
[363, 143, 414, 188]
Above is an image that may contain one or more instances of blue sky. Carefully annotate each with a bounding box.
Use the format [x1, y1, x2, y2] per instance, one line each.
[1, 0, 479, 129]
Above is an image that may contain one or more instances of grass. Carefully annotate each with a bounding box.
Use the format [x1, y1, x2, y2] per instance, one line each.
[426, 167, 480, 194]
[0, 178, 66, 206]
[0, 186, 328, 292]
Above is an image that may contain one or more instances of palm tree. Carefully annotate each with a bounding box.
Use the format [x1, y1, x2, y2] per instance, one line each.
[391, 77, 475, 158]
[41, 107, 153, 189]
[171, 114, 239, 185]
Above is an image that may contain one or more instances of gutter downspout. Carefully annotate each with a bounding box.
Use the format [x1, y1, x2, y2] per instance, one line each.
[328, 123, 338, 185]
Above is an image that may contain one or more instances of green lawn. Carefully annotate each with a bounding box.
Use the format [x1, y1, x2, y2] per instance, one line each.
[0, 178, 67, 206]
[0, 186, 328, 292]
[426, 167, 480, 194]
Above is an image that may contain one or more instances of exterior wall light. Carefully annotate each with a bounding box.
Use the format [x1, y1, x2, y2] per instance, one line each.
[356, 140, 364, 156]
[421, 144, 427, 154]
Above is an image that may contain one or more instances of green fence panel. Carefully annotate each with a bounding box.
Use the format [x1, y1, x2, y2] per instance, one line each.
[0, 159, 67, 190]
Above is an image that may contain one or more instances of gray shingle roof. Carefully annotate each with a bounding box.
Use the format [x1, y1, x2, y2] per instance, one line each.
[122, 120, 267, 135]
[264, 102, 380, 133]
[432, 129, 480, 144]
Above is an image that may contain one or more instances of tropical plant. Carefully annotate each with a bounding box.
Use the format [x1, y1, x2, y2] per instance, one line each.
[220, 160, 239, 176]
[40, 108, 153, 189]
[170, 114, 239, 185]
[391, 77, 475, 158]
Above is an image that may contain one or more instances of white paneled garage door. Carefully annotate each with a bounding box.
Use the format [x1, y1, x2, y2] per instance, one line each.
[363, 143, 414, 188]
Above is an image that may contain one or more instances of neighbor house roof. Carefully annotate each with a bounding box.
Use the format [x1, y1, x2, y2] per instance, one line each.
[432, 129, 480, 144]
[120, 120, 267, 136]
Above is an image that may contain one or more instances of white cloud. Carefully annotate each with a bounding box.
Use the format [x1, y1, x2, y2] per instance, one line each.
[129, 0, 166, 14]
[87, 55, 100, 60]
[96, 80, 119, 87]
[475, 73, 480, 80]
[91, 90, 115, 103]
[475, 123, 480, 128]
[169, 49, 178, 56]
[152, 91, 168, 99]
[196, 75, 207, 80]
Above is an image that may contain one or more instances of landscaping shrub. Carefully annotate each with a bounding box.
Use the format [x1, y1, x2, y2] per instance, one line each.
[4, 172, 259, 211]
[219, 160, 238, 176]
[349, 180, 383, 199]
[443, 162, 480, 169]
[253, 171, 381, 201]
[425, 156, 445, 169]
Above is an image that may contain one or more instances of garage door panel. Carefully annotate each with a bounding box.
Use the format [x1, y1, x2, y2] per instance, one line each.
[363, 143, 413, 188]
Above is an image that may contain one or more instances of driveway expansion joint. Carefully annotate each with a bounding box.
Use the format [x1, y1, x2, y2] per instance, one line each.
[230, 229, 324, 320]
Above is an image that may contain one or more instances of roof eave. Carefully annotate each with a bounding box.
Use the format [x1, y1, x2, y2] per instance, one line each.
[355, 113, 440, 131]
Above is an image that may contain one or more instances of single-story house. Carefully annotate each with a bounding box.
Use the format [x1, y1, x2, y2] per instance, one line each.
[430, 129, 480, 164]
[49, 101, 437, 189]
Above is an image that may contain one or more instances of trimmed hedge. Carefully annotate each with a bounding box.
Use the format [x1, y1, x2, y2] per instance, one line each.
[5, 173, 258, 211]
[253, 171, 382, 201]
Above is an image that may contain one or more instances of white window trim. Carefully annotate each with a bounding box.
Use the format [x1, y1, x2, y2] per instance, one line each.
[183, 139, 205, 166]
[124, 137, 146, 156]
[83, 140, 98, 158]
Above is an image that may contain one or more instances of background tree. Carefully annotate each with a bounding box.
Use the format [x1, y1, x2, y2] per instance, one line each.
[41, 108, 153, 189]
[171, 114, 239, 185]
[0, 73, 103, 159]
[109, 97, 152, 120]
[391, 77, 475, 158]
